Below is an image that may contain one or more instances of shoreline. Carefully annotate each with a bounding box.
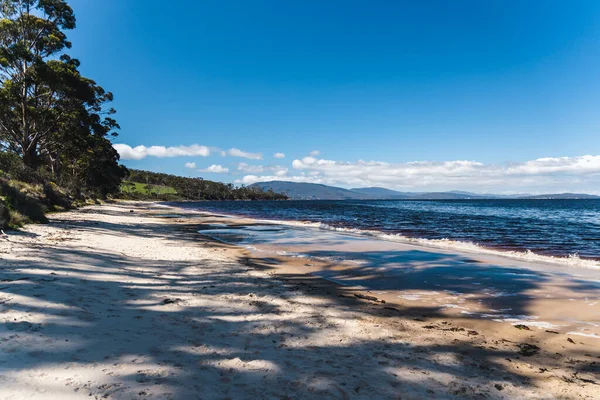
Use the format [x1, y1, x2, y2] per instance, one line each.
[0, 202, 598, 399]
[171, 204, 600, 271]
[187, 207, 600, 337]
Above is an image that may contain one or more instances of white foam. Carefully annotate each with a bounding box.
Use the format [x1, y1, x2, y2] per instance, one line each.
[441, 304, 468, 310]
[508, 321, 562, 329]
[487, 291, 518, 298]
[319, 225, 600, 270]
[568, 320, 600, 327]
[192, 210, 600, 271]
[567, 331, 600, 339]
[398, 295, 422, 301]
[461, 311, 550, 326]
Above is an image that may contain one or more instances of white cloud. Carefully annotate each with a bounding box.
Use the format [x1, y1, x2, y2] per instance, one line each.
[114, 143, 266, 161]
[228, 148, 263, 160]
[274, 168, 289, 177]
[235, 174, 309, 185]
[113, 141, 600, 192]
[292, 156, 318, 168]
[240, 154, 600, 193]
[114, 144, 210, 160]
[237, 162, 264, 174]
[200, 164, 229, 174]
[505, 155, 600, 175]
[237, 162, 288, 176]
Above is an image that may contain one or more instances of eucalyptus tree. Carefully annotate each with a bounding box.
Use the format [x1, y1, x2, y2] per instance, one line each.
[0, 0, 77, 166]
[0, 0, 125, 196]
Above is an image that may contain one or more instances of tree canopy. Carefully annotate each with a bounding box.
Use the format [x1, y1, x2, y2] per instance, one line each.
[0, 0, 126, 197]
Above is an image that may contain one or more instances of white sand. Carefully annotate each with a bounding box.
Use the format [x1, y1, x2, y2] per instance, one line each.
[0, 203, 597, 399]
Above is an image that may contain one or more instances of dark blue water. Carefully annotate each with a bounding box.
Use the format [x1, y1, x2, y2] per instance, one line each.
[172, 199, 600, 260]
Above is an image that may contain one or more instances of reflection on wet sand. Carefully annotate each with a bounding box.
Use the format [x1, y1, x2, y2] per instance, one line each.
[198, 220, 600, 339]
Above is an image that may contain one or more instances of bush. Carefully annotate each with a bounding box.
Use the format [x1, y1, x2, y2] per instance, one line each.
[7, 210, 27, 228]
[0, 179, 48, 228]
[0, 153, 74, 229]
[0, 152, 51, 184]
[43, 182, 72, 211]
[0, 199, 10, 229]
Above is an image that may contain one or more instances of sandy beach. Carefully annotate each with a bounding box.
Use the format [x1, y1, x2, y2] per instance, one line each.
[0, 202, 598, 399]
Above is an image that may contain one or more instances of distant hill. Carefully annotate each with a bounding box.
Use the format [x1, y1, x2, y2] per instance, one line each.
[350, 187, 410, 198]
[250, 181, 599, 201]
[249, 181, 374, 200]
[517, 193, 600, 200]
[408, 191, 488, 200]
[352, 187, 487, 199]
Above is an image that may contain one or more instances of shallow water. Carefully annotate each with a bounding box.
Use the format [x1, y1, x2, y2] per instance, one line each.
[172, 199, 600, 265]
[195, 218, 600, 338]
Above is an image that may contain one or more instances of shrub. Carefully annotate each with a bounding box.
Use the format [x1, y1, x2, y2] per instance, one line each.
[0, 199, 10, 229]
[0, 180, 48, 227]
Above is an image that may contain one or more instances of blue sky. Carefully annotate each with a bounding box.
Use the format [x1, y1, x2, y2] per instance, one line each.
[68, 0, 600, 193]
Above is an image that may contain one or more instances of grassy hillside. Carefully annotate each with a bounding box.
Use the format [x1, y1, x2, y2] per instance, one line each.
[119, 169, 288, 201]
[120, 181, 177, 196]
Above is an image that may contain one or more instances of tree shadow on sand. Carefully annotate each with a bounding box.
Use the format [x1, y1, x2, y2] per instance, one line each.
[0, 208, 598, 399]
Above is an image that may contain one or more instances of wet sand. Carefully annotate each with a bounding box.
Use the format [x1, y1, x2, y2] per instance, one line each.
[198, 214, 600, 340]
[0, 202, 598, 399]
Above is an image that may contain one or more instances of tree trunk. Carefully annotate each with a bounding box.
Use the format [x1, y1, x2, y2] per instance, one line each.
[22, 147, 36, 168]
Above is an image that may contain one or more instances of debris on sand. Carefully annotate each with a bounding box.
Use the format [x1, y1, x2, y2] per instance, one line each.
[354, 293, 385, 303]
[517, 343, 540, 357]
[514, 324, 531, 331]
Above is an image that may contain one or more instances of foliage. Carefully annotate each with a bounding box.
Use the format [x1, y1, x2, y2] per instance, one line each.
[0, 0, 126, 199]
[0, 177, 49, 228]
[120, 169, 288, 201]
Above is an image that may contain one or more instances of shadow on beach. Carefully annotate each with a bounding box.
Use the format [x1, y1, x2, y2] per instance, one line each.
[0, 205, 598, 399]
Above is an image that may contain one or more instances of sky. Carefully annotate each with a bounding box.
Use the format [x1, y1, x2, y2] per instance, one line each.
[66, 0, 600, 194]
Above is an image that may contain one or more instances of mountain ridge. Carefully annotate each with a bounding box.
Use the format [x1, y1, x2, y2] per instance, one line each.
[249, 181, 599, 200]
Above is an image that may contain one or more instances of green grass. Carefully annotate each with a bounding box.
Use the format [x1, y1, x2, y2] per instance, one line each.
[120, 181, 177, 195]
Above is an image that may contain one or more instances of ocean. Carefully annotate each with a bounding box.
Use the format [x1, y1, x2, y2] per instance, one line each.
[172, 199, 600, 263]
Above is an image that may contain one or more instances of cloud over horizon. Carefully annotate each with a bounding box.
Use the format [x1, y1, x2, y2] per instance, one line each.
[237, 162, 288, 176]
[112, 142, 600, 193]
[238, 154, 600, 193]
